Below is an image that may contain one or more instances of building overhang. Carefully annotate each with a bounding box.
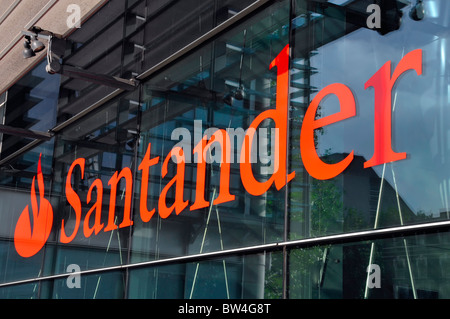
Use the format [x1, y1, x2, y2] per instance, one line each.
[0, 0, 108, 95]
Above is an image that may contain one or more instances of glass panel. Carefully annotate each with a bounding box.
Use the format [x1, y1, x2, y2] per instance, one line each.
[0, 60, 59, 160]
[127, 252, 283, 299]
[130, 0, 290, 263]
[289, 231, 450, 299]
[132, 0, 259, 73]
[0, 141, 54, 284]
[0, 282, 40, 299]
[57, 0, 259, 127]
[48, 89, 140, 274]
[289, 0, 450, 240]
[49, 271, 125, 299]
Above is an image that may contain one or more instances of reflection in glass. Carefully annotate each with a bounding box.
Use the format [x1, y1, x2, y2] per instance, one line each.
[130, 0, 291, 264]
[49, 271, 125, 299]
[128, 252, 283, 299]
[289, 0, 450, 241]
[2, 0, 450, 299]
[0, 60, 59, 160]
[289, 231, 450, 299]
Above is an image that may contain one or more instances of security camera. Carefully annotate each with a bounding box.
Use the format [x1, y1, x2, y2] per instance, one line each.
[45, 60, 61, 74]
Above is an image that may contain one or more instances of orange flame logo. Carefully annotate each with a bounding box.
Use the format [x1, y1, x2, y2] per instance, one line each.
[14, 154, 53, 257]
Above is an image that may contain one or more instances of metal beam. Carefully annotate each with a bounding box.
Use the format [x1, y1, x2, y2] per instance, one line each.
[57, 64, 139, 91]
[0, 124, 53, 140]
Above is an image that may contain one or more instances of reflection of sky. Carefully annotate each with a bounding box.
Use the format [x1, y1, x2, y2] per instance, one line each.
[309, 1, 450, 216]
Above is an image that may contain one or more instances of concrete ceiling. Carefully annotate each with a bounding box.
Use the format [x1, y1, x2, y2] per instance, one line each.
[0, 0, 108, 95]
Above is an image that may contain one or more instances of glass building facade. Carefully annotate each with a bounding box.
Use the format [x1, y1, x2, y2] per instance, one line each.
[0, 0, 450, 299]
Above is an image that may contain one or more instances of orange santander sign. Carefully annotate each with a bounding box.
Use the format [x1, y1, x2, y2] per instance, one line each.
[13, 45, 423, 257]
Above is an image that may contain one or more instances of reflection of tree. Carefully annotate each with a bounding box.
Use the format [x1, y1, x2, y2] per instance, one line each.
[310, 178, 342, 236]
[264, 252, 283, 299]
[288, 246, 327, 298]
[265, 177, 345, 298]
[287, 178, 343, 298]
[264, 247, 328, 299]
[264, 85, 347, 297]
[344, 207, 366, 232]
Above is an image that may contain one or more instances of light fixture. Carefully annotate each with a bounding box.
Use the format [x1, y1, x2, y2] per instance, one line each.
[222, 86, 246, 106]
[234, 86, 245, 100]
[22, 36, 35, 59]
[30, 35, 45, 52]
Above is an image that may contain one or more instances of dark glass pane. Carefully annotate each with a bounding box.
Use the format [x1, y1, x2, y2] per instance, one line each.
[0, 61, 59, 160]
[49, 271, 125, 299]
[289, 231, 450, 299]
[0, 282, 39, 299]
[127, 252, 283, 299]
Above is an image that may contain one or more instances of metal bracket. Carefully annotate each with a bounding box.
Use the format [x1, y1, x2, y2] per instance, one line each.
[22, 26, 139, 91]
[48, 62, 139, 91]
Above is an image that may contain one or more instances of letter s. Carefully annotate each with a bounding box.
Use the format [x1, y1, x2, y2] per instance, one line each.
[60, 158, 85, 243]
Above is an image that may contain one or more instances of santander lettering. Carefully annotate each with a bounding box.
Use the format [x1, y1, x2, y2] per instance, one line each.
[13, 45, 423, 257]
